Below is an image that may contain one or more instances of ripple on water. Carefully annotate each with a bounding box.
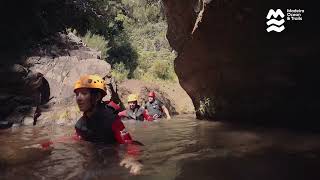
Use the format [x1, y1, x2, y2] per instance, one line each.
[2, 115, 320, 179]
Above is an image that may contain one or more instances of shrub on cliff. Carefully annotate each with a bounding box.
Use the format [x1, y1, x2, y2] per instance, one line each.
[111, 62, 130, 82]
[73, 0, 177, 82]
[81, 31, 110, 59]
[116, 0, 177, 82]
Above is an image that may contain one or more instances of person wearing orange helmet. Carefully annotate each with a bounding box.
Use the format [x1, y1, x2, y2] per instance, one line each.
[144, 91, 171, 120]
[73, 74, 132, 143]
[29, 75, 142, 174]
[73, 74, 142, 174]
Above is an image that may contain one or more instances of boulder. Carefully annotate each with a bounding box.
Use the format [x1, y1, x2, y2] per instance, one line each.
[25, 56, 111, 105]
[0, 32, 111, 127]
[0, 64, 49, 127]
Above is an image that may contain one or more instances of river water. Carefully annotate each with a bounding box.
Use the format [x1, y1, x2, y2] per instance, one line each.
[1, 114, 320, 180]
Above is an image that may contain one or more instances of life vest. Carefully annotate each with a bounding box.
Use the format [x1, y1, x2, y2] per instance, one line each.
[75, 103, 117, 143]
[145, 99, 163, 117]
[125, 105, 145, 121]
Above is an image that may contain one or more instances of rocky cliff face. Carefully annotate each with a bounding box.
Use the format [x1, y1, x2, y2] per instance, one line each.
[0, 33, 111, 127]
[163, 0, 319, 128]
[0, 64, 48, 127]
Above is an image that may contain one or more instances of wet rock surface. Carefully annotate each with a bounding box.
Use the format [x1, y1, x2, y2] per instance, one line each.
[0, 64, 49, 127]
[162, 0, 320, 128]
[0, 33, 110, 127]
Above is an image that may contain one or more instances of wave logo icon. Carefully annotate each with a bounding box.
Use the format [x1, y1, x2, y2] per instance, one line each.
[266, 9, 285, 32]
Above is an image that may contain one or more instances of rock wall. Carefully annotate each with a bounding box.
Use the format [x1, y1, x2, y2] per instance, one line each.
[0, 64, 49, 127]
[163, 0, 320, 128]
[0, 33, 111, 127]
[26, 57, 110, 105]
[24, 33, 110, 105]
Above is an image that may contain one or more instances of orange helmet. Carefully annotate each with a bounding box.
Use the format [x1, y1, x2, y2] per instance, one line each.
[148, 91, 156, 97]
[74, 74, 107, 96]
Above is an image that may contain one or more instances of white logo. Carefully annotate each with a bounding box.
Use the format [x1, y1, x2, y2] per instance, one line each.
[266, 9, 285, 32]
[287, 9, 304, 21]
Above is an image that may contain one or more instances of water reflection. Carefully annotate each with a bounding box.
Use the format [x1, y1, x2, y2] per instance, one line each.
[1, 114, 320, 179]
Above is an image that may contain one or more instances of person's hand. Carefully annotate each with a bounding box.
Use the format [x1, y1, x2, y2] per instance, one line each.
[22, 141, 54, 151]
[166, 116, 171, 120]
[152, 114, 160, 119]
[120, 156, 143, 175]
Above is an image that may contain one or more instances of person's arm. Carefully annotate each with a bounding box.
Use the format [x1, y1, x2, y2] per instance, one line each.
[143, 109, 153, 121]
[112, 116, 143, 174]
[107, 101, 121, 112]
[112, 116, 133, 144]
[161, 105, 171, 119]
[31, 132, 81, 150]
[118, 110, 127, 118]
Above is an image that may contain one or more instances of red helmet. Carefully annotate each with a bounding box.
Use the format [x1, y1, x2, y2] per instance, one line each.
[148, 91, 156, 97]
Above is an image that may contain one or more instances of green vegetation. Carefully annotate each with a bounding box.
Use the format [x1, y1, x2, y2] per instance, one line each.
[3, 0, 176, 82]
[73, 0, 177, 82]
[111, 62, 130, 82]
[197, 97, 215, 118]
[81, 31, 110, 60]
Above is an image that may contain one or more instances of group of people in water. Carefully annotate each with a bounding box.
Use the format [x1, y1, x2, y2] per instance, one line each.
[71, 74, 172, 174]
[1, 74, 173, 174]
[73, 74, 171, 144]
[118, 92, 171, 121]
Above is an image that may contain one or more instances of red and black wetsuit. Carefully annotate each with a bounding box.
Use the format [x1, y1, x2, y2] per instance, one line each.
[75, 103, 132, 144]
[103, 100, 121, 112]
